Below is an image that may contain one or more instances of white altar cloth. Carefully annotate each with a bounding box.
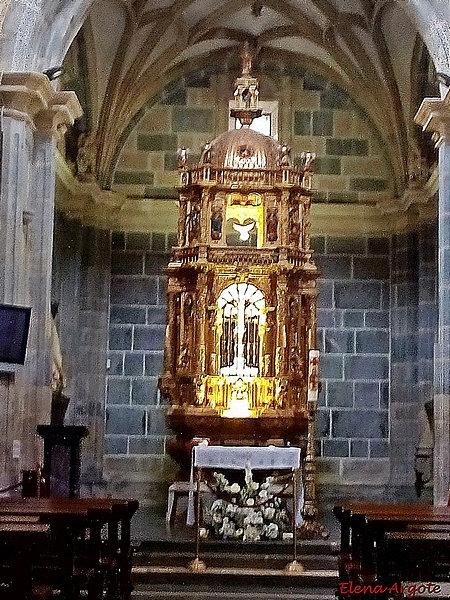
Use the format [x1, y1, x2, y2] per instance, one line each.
[187, 445, 303, 526]
[194, 444, 301, 470]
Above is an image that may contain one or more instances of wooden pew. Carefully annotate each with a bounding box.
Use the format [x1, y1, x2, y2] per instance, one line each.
[333, 503, 450, 600]
[0, 500, 108, 599]
[0, 497, 139, 600]
[382, 530, 450, 582]
[0, 521, 51, 599]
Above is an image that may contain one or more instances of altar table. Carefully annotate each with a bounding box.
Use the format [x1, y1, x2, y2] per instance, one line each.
[187, 444, 303, 526]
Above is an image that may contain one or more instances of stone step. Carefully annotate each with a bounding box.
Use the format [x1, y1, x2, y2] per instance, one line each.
[134, 549, 337, 571]
[132, 563, 339, 588]
[132, 583, 337, 599]
[132, 536, 339, 598]
[136, 538, 339, 556]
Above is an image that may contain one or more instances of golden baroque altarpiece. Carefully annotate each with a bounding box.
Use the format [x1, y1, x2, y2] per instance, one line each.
[159, 47, 323, 536]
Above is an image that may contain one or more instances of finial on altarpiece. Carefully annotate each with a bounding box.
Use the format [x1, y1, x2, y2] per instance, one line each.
[230, 41, 262, 127]
[241, 40, 255, 77]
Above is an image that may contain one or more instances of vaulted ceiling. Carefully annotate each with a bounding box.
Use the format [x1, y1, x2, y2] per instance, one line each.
[59, 0, 437, 230]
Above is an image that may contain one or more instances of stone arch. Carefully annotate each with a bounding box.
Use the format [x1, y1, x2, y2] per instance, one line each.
[394, 0, 450, 74]
[0, 0, 94, 71]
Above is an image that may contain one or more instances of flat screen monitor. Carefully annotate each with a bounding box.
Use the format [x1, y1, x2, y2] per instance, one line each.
[0, 304, 31, 365]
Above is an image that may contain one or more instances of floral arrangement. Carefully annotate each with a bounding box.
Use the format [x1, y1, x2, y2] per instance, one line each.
[203, 467, 290, 542]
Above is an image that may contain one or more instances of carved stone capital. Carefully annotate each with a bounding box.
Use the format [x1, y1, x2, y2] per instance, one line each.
[377, 166, 438, 214]
[0, 73, 82, 136]
[415, 89, 450, 148]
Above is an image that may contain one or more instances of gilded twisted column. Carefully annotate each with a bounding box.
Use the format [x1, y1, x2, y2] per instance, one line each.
[275, 274, 288, 376]
[178, 195, 188, 246]
[196, 272, 209, 375]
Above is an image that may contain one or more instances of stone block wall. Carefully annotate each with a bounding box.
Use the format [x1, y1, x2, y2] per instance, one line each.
[51, 216, 437, 501]
[104, 231, 396, 498]
[112, 65, 391, 206]
[389, 223, 437, 485]
[313, 235, 391, 485]
[105, 231, 177, 500]
[52, 214, 111, 483]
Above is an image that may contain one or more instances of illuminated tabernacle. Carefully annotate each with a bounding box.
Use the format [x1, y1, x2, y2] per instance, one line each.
[159, 43, 322, 536]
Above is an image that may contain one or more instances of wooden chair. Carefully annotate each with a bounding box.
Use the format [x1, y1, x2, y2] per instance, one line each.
[166, 481, 210, 527]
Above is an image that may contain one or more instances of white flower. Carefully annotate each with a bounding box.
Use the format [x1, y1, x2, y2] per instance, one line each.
[258, 489, 268, 500]
[263, 506, 275, 520]
[265, 522, 279, 539]
[211, 499, 223, 513]
[251, 512, 263, 525]
[243, 524, 261, 542]
[246, 498, 255, 506]
[220, 517, 236, 539]
[229, 482, 241, 494]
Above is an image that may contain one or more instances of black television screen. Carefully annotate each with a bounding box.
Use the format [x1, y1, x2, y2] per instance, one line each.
[0, 304, 31, 365]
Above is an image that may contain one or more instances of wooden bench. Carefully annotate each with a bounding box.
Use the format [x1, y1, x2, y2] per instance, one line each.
[0, 497, 139, 600]
[382, 530, 450, 582]
[334, 502, 450, 599]
[0, 521, 51, 599]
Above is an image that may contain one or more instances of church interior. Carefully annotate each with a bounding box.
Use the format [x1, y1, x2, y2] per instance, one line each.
[2, 0, 450, 598]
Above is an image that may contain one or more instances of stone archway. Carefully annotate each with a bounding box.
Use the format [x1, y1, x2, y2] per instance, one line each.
[0, 0, 94, 71]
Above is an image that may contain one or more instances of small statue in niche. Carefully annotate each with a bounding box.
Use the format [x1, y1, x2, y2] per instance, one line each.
[289, 207, 300, 244]
[211, 207, 223, 240]
[300, 151, 315, 170]
[76, 132, 95, 181]
[242, 88, 252, 109]
[289, 297, 299, 323]
[280, 145, 291, 166]
[177, 147, 188, 168]
[262, 354, 271, 377]
[184, 293, 194, 319]
[275, 378, 288, 409]
[195, 377, 207, 406]
[300, 151, 315, 188]
[266, 210, 278, 242]
[188, 203, 201, 242]
[289, 346, 302, 375]
[50, 302, 70, 425]
[201, 142, 212, 164]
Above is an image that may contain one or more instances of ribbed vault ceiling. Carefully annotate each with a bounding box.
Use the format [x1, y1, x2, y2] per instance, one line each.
[69, 0, 436, 202]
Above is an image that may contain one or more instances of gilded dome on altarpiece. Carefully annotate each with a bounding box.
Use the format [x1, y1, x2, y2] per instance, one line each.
[199, 127, 283, 171]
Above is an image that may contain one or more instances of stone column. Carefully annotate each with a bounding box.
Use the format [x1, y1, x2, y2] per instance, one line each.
[416, 90, 450, 505]
[0, 73, 81, 486]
